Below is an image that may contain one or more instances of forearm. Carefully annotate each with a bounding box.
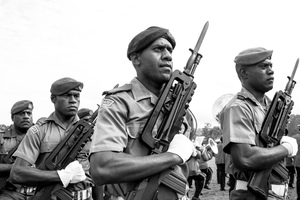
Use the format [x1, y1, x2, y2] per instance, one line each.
[0, 163, 12, 175]
[230, 143, 288, 171]
[10, 158, 61, 186]
[90, 151, 181, 185]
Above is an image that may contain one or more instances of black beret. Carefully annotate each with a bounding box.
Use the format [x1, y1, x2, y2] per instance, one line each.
[11, 100, 33, 115]
[127, 26, 176, 60]
[234, 47, 273, 65]
[50, 77, 83, 95]
[77, 108, 93, 119]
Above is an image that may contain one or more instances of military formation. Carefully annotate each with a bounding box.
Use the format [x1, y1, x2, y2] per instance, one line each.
[0, 25, 299, 200]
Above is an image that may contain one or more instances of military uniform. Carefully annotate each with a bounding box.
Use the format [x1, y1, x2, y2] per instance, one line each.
[90, 78, 189, 199]
[0, 100, 34, 200]
[221, 87, 288, 199]
[13, 112, 93, 200]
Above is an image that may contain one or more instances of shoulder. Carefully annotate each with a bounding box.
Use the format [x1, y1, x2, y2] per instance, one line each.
[102, 84, 132, 96]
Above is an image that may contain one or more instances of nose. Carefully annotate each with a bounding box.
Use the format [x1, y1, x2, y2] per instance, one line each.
[162, 49, 172, 61]
[268, 66, 274, 75]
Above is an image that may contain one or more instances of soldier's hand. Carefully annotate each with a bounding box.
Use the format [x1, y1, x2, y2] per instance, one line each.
[57, 160, 86, 188]
[280, 136, 298, 157]
[167, 134, 196, 164]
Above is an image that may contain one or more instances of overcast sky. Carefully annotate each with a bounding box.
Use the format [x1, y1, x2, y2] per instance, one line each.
[1, 0, 300, 127]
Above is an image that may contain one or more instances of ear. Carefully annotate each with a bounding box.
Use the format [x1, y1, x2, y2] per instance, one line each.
[240, 68, 248, 79]
[50, 94, 56, 103]
[131, 53, 141, 66]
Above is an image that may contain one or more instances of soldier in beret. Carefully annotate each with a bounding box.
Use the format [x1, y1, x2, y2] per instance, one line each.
[0, 100, 34, 200]
[219, 47, 298, 200]
[89, 26, 196, 200]
[10, 77, 98, 200]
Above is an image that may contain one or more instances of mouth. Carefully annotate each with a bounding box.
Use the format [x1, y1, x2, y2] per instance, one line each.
[160, 64, 172, 71]
[68, 106, 78, 111]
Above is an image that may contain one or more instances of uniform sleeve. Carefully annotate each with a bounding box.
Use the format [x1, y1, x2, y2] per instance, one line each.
[13, 125, 41, 165]
[221, 103, 256, 154]
[90, 95, 128, 154]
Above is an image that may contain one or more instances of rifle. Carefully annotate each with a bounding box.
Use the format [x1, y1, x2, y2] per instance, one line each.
[0, 144, 19, 189]
[30, 107, 99, 200]
[125, 21, 209, 200]
[247, 58, 299, 200]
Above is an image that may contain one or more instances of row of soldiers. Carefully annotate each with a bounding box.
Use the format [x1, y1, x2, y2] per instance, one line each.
[1, 24, 299, 200]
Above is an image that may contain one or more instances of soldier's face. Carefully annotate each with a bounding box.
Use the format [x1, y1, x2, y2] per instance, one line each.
[54, 90, 81, 117]
[13, 109, 33, 132]
[138, 38, 173, 85]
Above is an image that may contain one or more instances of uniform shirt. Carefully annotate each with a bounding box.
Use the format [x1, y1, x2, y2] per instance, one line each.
[90, 77, 189, 197]
[13, 112, 93, 191]
[0, 125, 25, 158]
[220, 87, 270, 178]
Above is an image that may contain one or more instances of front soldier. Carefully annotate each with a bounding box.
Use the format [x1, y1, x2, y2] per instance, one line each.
[89, 26, 196, 200]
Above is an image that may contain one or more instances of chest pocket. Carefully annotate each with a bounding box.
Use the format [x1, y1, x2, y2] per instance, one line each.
[40, 141, 60, 153]
[125, 121, 150, 156]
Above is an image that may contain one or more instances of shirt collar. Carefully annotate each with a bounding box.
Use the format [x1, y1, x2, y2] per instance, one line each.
[238, 87, 271, 111]
[46, 112, 80, 130]
[130, 78, 158, 105]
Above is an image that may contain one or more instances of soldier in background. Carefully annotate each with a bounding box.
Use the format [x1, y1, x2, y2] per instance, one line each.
[0, 100, 34, 200]
[10, 77, 94, 200]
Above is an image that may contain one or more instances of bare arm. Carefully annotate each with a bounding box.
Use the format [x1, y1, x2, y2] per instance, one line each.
[10, 157, 61, 186]
[230, 143, 288, 172]
[90, 151, 181, 186]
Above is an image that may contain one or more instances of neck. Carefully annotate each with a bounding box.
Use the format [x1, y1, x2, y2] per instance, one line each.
[136, 77, 165, 97]
[55, 112, 75, 130]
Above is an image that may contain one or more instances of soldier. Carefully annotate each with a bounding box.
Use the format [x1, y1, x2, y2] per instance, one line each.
[220, 47, 298, 200]
[0, 100, 34, 200]
[89, 26, 196, 200]
[10, 77, 94, 200]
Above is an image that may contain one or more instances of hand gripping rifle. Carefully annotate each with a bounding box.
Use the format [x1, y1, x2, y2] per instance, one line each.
[125, 21, 209, 200]
[31, 107, 99, 200]
[247, 58, 299, 200]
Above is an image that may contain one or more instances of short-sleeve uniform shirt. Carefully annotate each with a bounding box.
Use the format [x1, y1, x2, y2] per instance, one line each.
[90, 78, 189, 197]
[13, 112, 93, 191]
[220, 87, 270, 177]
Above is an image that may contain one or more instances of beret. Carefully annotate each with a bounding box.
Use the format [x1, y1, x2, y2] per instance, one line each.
[11, 100, 33, 115]
[234, 47, 273, 65]
[50, 77, 83, 95]
[77, 108, 93, 119]
[127, 26, 176, 60]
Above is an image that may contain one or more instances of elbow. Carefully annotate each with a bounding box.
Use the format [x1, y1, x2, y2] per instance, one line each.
[10, 166, 25, 184]
[90, 154, 111, 186]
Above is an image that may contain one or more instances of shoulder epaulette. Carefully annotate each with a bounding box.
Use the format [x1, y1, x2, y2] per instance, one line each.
[102, 84, 132, 96]
[237, 94, 245, 100]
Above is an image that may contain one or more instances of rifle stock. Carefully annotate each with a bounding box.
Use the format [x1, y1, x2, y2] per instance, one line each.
[247, 58, 299, 200]
[126, 22, 209, 200]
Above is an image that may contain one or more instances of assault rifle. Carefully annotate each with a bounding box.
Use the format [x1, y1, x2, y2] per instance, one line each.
[30, 107, 99, 200]
[0, 144, 19, 189]
[247, 58, 299, 200]
[125, 21, 209, 200]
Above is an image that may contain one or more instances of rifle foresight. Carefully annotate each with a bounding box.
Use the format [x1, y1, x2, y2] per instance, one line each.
[184, 21, 209, 76]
